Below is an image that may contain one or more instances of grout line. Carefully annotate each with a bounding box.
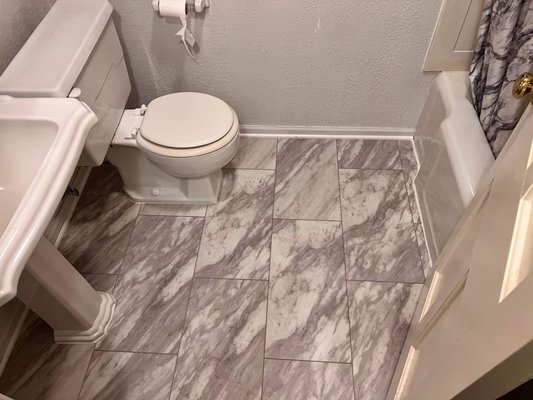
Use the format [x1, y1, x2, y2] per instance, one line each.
[82, 272, 119, 276]
[264, 357, 352, 365]
[76, 345, 96, 400]
[397, 141, 426, 283]
[167, 217, 209, 397]
[346, 278, 425, 285]
[339, 166, 404, 172]
[113, 207, 141, 280]
[192, 275, 269, 282]
[272, 217, 342, 223]
[397, 141, 420, 222]
[90, 348, 179, 357]
[86, 202, 141, 365]
[335, 139, 358, 400]
[167, 356, 179, 400]
[138, 213, 207, 218]
[338, 166, 405, 172]
[261, 138, 277, 400]
[224, 167, 276, 171]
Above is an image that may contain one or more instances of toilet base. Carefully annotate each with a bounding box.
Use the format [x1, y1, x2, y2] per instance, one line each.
[123, 169, 222, 204]
[107, 145, 223, 205]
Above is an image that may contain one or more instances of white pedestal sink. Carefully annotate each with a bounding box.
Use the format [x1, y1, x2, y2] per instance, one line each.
[0, 95, 115, 343]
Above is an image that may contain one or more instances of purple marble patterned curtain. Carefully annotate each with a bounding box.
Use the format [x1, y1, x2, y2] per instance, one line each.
[470, 0, 533, 157]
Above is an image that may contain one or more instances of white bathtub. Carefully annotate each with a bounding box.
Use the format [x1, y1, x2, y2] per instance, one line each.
[413, 71, 494, 263]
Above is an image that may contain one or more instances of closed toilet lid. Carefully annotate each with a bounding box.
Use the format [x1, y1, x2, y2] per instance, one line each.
[140, 92, 235, 148]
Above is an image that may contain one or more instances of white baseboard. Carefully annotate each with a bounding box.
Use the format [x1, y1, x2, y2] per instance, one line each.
[240, 124, 415, 140]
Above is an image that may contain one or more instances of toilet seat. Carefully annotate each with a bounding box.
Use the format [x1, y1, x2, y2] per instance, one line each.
[140, 92, 235, 149]
[136, 109, 239, 158]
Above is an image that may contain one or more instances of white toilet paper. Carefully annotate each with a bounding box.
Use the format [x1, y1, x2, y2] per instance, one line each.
[158, 0, 185, 17]
[158, 0, 196, 57]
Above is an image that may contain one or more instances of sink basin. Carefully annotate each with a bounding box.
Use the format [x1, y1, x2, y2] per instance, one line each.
[0, 95, 97, 305]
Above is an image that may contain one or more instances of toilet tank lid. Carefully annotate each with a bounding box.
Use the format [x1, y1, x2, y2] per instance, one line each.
[0, 0, 112, 98]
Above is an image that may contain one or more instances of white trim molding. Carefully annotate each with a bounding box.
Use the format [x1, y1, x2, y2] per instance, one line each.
[240, 125, 414, 140]
[424, 0, 484, 72]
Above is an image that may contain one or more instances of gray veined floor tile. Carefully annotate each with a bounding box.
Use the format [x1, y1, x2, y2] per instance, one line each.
[78, 351, 176, 400]
[97, 215, 204, 353]
[266, 220, 351, 362]
[262, 359, 354, 400]
[347, 281, 422, 400]
[274, 139, 341, 220]
[340, 169, 424, 283]
[140, 203, 207, 217]
[0, 312, 93, 400]
[337, 139, 402, 170]
[59, 163, 140, 274]
[170, 278, 267, 400]
[195, 169, 274, 279]
[398, 141, 421, 224]
[227, 137, 277, 169]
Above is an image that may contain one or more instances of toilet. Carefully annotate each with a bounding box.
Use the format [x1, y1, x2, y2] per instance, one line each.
[108, 93, 239, 204]
[0, 0, 239, 204]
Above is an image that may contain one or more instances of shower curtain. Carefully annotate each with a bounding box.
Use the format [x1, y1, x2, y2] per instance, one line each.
[470, 0, 533, 157]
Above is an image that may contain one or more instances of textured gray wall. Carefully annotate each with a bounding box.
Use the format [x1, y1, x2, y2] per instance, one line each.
[110, 0, 441, 128]
[0, 0, 442, 128]
[0, 0, 57, 74]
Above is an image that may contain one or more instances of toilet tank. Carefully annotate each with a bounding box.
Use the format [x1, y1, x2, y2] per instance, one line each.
[0, 0, 131, 166]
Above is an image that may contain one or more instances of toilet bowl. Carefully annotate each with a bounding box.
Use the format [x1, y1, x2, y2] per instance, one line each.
[107, 92, 240, 204]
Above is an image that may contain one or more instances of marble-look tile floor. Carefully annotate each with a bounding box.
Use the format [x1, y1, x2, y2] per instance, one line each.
[0, 138, 430, 400]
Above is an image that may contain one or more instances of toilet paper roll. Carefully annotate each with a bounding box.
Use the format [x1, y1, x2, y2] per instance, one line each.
[158, 0, 196, 56]
[158, 0, 187, 18]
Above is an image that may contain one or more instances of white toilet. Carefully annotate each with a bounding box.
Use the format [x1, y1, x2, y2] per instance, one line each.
[0, 0, 239, 204]
[108, 92, 239, 204]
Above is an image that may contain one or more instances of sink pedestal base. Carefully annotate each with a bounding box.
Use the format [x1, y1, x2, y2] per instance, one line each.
[54, 292, 115, 343]
[17, 237, 115, 344]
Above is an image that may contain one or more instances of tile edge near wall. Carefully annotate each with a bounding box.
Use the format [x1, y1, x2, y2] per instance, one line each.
[240, 125, 415, 140]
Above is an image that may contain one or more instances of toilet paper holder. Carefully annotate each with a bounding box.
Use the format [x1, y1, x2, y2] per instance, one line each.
[152, 0, 209, 56]
[152, 0, 210, 14]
